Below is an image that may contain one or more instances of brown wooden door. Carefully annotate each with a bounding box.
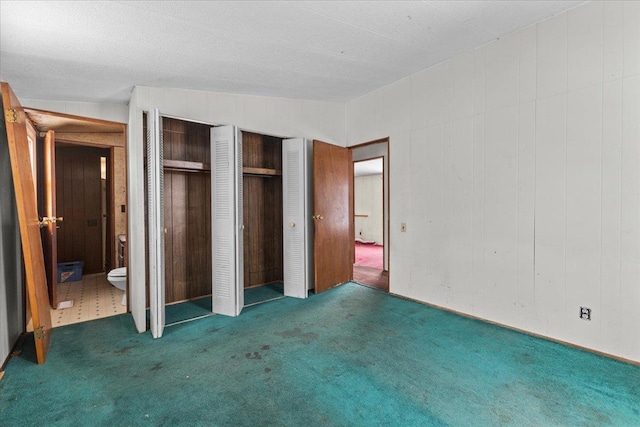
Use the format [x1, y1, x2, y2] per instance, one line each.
[313, 140, 353, 293]
[56, 146, 105, 274]
[40, 130, 59, 307]
[1, 82, 52, 363]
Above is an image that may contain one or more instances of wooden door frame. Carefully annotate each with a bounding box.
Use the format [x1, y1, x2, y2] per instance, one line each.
[349, 138, 390, 287]
[105, 147, 115, 272]
[25, 107, 126, 278]
[37, 130, 58, 308]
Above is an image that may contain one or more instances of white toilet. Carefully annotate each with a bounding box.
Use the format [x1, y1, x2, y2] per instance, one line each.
[107, 267, 127, 306]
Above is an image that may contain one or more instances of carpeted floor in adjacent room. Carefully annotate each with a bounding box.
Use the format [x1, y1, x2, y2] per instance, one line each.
[352, 265, 388, 291]
[354, 242, 383, 270]
[1, 282, 639, 426]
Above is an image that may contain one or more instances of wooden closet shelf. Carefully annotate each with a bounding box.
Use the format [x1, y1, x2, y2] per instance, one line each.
[162, 162, 282, 176]
[243, 167, 282, 176]
[163, 159, 210, 172]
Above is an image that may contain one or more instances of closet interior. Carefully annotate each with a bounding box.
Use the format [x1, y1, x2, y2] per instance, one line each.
[242, 132, 284, 292]
[162, 117, 212, 304]
[144, 115, 285, 312]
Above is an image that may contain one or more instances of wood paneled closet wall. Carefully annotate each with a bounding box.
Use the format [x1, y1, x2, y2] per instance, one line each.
[242, 132, 284, 288]
[56, 145, 109, 274]
[162, 118, 211, 303]
[148, 116, 285, 305]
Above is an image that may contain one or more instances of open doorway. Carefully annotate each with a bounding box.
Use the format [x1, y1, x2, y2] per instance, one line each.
[351, 140, 389, 292]
[25, 109, 127, 328]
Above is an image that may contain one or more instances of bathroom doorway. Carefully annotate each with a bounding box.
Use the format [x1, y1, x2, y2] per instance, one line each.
[25, 109, 128, 327]
[56, 144, 109, 274]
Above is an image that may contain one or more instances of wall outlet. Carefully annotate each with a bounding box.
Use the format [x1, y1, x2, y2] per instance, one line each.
[400, 223, 407, 232]
[580, 307, 591, 321]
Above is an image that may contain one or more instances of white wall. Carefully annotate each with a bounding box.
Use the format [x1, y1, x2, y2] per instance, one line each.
[127, 86, 346, 332]
[346, 1, 640, 363]
[133, 86, 346, 145]
[355, 174, 383, 245]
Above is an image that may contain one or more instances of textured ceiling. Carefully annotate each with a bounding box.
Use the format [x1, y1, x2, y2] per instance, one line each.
[0, 1, 583, 105]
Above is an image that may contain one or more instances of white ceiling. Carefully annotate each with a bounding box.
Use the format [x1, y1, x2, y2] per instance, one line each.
[0, 1, 583, 105]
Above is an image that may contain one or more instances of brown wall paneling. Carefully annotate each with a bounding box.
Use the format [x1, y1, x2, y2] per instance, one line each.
[243, 132, 282, 170]
[163, 170, 177, 302]
[185, 121, 208, 163]
[186, 172, 211, 298]
[105, 148, 113, 271]
[243, 176, 283, 287]
[162, 117, 211, 304]
[242, 132, 283, 288]
[49, 133, 126, 275]
[150, 121, 286, 301]
[56, 146, 107, 274]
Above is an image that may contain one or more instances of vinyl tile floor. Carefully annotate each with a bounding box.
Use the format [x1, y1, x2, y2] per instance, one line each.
[51, 273, 126, 328]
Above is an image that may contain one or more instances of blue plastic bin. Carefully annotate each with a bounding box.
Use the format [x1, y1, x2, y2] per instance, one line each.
[57, 261, 84, 283]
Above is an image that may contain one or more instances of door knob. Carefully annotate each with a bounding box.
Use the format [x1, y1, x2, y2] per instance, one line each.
[290, 222, 296, 227]
[38, 216, 64, 228]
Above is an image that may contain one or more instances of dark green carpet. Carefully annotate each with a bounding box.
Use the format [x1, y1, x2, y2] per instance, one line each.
[244, 282, 284, 306]
[160, 283, 285, 325]
[164, 297, 212, 325]
[1, 283, 638, 426]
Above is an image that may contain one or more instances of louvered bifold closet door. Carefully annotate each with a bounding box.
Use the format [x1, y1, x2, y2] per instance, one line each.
[211, 125, 244, 316]
[147, 108, 165, 338]
[283, 138, 312, 298]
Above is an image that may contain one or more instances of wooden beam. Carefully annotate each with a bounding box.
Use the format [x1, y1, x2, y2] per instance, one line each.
[55, 132, 124, 147]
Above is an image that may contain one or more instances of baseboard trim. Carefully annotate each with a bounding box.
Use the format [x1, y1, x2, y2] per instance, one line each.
[389, 292, 640, 367]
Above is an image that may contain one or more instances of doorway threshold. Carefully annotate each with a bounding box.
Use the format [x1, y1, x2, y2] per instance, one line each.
[165, 312, 216, 328]
[244, 295, 286, 308]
